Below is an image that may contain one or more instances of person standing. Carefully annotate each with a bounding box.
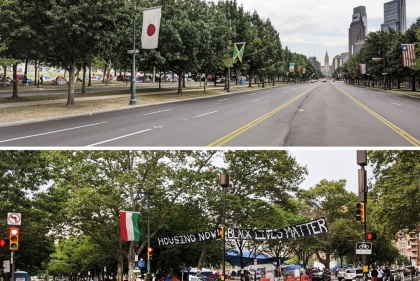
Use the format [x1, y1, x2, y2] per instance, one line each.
[371, 267, 378, 281]
[40, 74, 43, 85]
[377, 268, 383, 281]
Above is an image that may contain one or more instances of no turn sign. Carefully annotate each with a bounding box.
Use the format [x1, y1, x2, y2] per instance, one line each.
[7, 213, 21, 226]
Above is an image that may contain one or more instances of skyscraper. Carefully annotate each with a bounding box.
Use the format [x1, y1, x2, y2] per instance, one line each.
[349, 6, 368, 57]
[381, 0, 407, 33]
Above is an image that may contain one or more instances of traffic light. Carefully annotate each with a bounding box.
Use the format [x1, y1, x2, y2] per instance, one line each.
[0, 238, 9, 248]
[147, 247, 153, 260]
[367, 231, 377, 241]
[218, 226, 225, 239]
[356, 202, 365, 223]
[9, 227, 19, 250]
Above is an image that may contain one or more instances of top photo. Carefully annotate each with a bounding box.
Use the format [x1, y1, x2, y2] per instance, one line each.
[0, 0, 419, 147]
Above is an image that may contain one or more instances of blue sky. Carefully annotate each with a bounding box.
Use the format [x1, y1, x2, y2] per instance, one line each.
[214, 0, 420, 65]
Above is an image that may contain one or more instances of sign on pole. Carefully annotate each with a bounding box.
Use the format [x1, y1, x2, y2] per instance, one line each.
[7, 213, 21, 226]
[356, 242, 372, 254]
[3, 260, 10, 273]
[407, 246, 412, 256]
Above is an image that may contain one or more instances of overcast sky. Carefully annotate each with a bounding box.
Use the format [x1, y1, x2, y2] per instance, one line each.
[290, 150, 373, 194]
[215, 0, 420, 65]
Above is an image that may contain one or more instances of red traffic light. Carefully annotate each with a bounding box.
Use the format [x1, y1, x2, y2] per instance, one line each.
[148, 247, 153, 252]
[367, 231, 377, 241]
[0, 238, 9, 247]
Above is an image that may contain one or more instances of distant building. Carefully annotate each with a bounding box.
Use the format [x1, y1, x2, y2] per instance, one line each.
[381, 0, 407, 33]
[321, 51, 332, 76]
[331, 55, 344, 73]
[341, 52, 349, 63]
[308, 56, 321, 71]
[349, 6, 367, 57]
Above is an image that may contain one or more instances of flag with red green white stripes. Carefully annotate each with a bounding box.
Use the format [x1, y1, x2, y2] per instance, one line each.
[119, 211, 141, 242]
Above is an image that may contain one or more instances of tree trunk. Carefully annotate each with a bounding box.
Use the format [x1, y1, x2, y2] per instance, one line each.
[82, 63, 86, 94]
[177, 70, 183, 94]
[66, 64, 76, 106]
[12, 63, 18, 98]
[412, 76, 416, 91]
[197, 243, 209, 270]
[117, 254, 124, 281]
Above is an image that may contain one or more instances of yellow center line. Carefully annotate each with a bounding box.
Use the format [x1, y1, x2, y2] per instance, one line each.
[207, 85, 319, 147]
[332, 84, 420, 147]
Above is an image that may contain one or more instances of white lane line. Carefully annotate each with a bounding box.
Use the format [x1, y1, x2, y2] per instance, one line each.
[0, 122, 108, 143]
[138, 109, 171, 116]
[249, 93, 257, 96]
[391, 102, 402, 106]
[252, 99, 261, 102]
[283, 91, 288, 93]
[371, 95, 377, 97]
[86, 128, 152, 147]
[218, 99, 229, 102]
[191, 111, 218, 119]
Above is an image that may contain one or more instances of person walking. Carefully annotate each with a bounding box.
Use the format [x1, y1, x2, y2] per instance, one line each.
[40, 74, 43, 85]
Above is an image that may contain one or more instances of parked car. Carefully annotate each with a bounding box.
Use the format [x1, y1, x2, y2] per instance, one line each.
[311, 271, 331, 281]
[344, 268, 363, 281]
[321, 78, 327, 82]
[216, 78, 225, 84]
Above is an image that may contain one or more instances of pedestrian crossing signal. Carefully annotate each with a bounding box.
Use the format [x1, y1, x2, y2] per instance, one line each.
[0, 238, 9, 248]
[367, 231, 377, 241]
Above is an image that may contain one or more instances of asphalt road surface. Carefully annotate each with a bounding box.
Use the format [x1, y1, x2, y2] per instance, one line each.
[1, 81, 420, 147]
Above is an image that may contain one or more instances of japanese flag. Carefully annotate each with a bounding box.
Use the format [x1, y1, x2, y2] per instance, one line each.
[141, 7, 162, 49]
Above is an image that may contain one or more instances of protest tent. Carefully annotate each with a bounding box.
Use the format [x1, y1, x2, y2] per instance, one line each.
[226, 250, 277, 267]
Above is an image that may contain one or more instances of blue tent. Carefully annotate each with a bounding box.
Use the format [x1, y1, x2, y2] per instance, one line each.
[282, 265, 302, 270]
[226, 250, 277, 267]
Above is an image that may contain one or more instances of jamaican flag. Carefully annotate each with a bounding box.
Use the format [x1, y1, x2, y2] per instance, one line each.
[232, 42, 246, 63]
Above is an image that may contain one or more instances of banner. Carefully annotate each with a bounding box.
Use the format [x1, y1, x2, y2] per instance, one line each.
[289, 63, 295, 73]
[158, 228, 220, 246]
[227, 217, 328, 240]
[402, 44, 416, 67]
[156, 218, 327, 246]
[232, 42, 246, 63]
[359, 64, 366, 74]
[141, 6, 162, 49]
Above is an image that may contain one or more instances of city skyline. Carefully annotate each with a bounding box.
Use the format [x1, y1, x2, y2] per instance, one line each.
[215, 0, 419, 66]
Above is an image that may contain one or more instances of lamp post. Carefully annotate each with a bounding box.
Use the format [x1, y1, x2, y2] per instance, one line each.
[135, 191, 151, 281]
[129, 0, 138, 105]
[220, 174, 229, 281]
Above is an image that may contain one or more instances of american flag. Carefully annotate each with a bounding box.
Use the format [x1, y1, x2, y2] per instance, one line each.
[401, 44, 416, 67]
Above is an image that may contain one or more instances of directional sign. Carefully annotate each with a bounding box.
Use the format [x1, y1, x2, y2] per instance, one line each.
[3, 260, 10, 273]
[7, 213, 21, 226]
[356, 242, 372, 254]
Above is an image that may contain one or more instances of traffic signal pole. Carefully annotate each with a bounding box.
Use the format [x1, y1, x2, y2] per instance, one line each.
[357, 151, 368, 281]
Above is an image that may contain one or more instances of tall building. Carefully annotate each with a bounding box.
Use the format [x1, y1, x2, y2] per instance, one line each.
[308, 57, 321, 71]
[349, 6, 367, 57]
[321, 51, 332, 76]
[381, 0, 407, 33]
[331, 55, 344, 73]
[341, 52, 349, 63]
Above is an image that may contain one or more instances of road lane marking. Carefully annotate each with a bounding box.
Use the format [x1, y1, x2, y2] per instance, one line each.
[138, 109, 171, 116]
[332, 84, 420, 146]
[391, 102, 402, 106]
[0, 122, 108, 143]
[218, 99, 229, 102]
[192, 111, 218, 118]
[207, 85, 319, 147]
[371, 95, 376, 97]
[252, 99, 261, 102]
[290, 105, 304, 111]
[86, 128, 152, 147]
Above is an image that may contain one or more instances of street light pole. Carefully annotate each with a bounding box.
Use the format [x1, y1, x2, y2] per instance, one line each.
[135, 191, 151, 281]
[383, 47, 387, 90]
[220, 174, 229, 281]
[129, 0, 137, 105]
[357, 151, 368, 281]
[262, 68, 266, 88]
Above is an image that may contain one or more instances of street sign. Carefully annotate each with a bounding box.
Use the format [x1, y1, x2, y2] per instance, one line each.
[127, 50, 140, 54]
[382, 73, 387, 75]
[407, 246, 412, 256]
[7, 212, 21, 225]
[138, 259, 145, 268]
[3, 260, 10, 273]
[356, 242, 372, 254]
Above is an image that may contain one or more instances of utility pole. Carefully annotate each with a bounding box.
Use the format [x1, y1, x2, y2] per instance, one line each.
[220, 174, 229, 281]
[357, 151, 368, 281]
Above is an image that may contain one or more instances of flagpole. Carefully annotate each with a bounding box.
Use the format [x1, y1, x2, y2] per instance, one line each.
[129, 0, 137, 105]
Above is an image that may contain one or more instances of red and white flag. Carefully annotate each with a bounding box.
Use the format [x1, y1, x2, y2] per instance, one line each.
[401, 44, 416, 67]
[119, 211, 140, 242]
[141, 7, 162, 49]
[359, 64, 366, 74]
